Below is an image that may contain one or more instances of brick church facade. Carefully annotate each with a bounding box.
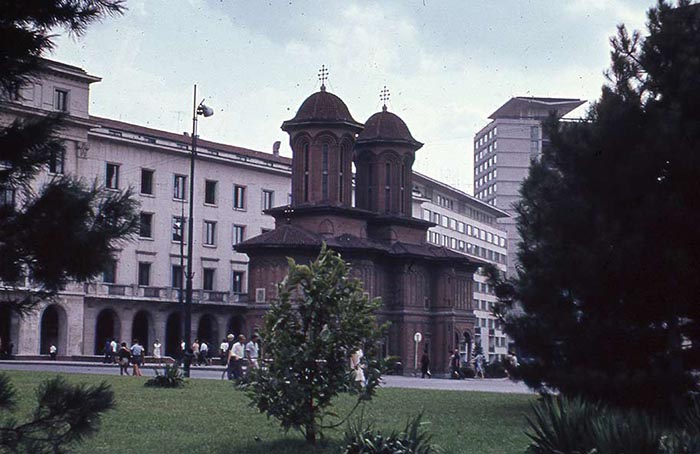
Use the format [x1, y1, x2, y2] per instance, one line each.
[236, 84, 482, 374]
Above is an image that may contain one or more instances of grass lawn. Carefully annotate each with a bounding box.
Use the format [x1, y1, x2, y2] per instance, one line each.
[1, 370, 534, 453]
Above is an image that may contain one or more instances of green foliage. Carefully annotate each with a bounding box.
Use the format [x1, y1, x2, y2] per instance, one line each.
[0, 0, 136, 315]
[485, 360, 507, 379]
[491, 1, 700, 413]
[525, 396, 700, 454]
[0, 374, 114, 453]
[343, 412, 442, 454]
[384, 356, 403, 375]
[144, 365, 186, 388]
[241, 244, 386, 444]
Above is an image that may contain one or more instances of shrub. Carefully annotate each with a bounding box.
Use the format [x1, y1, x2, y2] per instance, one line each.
[525, 396, 700, 454]
[384, 356, 403, 375]
[343, 412, 442, 454]
[460, 366, 475, 379]
[485, 360, 507, 378]
[145, 365, 186, 388]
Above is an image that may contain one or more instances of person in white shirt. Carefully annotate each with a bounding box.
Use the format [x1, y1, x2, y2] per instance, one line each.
[49, 344, 57, 360]
[110, 338, 118, 364]
[245, 334, 260, 370]
[228, 334, 246, 379]
[199, 341, 209, 366]
[152, 339, 162, 365]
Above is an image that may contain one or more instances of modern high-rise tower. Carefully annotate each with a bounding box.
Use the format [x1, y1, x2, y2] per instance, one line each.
[473, 97, 585, 278]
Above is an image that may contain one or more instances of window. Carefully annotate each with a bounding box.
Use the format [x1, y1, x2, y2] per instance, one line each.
[174, 175, 187, 200]
[262, 190, 274, 211]
[172, 265, 183, 288]
[172, 216, 186, 243]
[232, 224, 245, 246]
[138, 262, 151, 286]
[139, 212, 153, 239]
[339, 145, 346, 202]
[205, 180, 217, 205]
[140, 169, 154, 195]
[0, 185, 15, 208]
[49, 149, 64, 174]
[54, 89, 68, 112]
[303, 143, 309, 202]
[232, 271, 245, 294]
[204, 220, 216, 246]
[203, 268, 215, 291]
[106, 163, 119, 189]
[103, 260, 116, 284]
[233, 185, 246, 209]
[384, 162, 391, 212]
[322, 143, 329, 199]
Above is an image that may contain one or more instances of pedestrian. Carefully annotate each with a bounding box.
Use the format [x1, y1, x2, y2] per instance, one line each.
[229, 334, 246, 379]
[49, 344, 57, 360]
[192, 339, 200, 366]
[110, 338, 118, 363]
[118, 342, 131, 376]
[474, 352, 485, 379]
[350, 347, 365, 385]
[245, 334, 259, 370]
[103, 338, 112, 363]
[199, 341, 209, 366]
[130, 339, 144, 376]
[223, 334, 234, 380]
[420, 351, 431, 379]
[152, 339, 162, 366]
[450, 349, 461, 379]
[219, 337, 230, 366]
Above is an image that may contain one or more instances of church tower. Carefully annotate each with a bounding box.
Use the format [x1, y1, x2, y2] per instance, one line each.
[354, 87, 423, 216]
[281, 66, 363, 207]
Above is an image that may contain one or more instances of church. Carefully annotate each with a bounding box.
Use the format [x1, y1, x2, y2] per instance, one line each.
[236, 77, 483, 374]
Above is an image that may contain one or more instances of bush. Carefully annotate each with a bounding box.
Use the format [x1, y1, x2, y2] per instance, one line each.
[460, 366, 475, 379]
[485, 360, 507, 378]
[525, 395, 700, 454]
[145, 365, 186, 388]
[343, 412, 442, 454]
[384, 356, 403, 375]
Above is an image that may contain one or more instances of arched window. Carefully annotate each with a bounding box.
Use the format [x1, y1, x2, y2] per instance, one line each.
[303, 143, 309, 202]
[367, 162, 373, 211]
[322, 143, 329, 200]
[384, 162, 391, 212]
[339, 145, 346, 203]
[400, 163, 406, 214]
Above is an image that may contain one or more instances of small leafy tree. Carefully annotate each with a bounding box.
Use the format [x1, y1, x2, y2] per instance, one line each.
[0, 374, 115, 453]
[242, 245, 386, 444]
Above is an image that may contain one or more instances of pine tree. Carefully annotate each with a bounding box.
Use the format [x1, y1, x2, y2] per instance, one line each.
[0, 2, 129, 450]
[491, 0, 700, 413]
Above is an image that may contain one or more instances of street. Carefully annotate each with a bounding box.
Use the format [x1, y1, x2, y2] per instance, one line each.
[0, 360, 533, 394]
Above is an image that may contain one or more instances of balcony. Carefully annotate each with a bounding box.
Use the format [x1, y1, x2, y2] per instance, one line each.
[83, 283, 249, 305]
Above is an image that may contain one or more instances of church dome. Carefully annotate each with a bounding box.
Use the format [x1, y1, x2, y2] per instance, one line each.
[282, 87, 362, 130]
[356, 108, 422, 149]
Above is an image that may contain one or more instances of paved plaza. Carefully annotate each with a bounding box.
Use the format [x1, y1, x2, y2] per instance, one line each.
[0, 360, 532, 394]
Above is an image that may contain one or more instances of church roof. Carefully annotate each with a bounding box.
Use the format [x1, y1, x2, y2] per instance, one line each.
[282, 88, 363, 130]
[356, 108, 422, 149]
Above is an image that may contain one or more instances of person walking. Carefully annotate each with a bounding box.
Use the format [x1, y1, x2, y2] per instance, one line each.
[152, 339, 162, 366]
[110, 338, 118, 364]
[191, 339, 200, 366]
[245, 334, 259, 370]
[450, 349, 461, 379]
[350, 347, 365, 385]
[130, 339, 144, 376]
[49, 344, 57, 360]
[223, 334, 234, 380]
[118, 342, 131, 376]
[199, 341, 209, 366]
[103, 338, 112, 363]
[229, 334, 246, 379]
[474, 352, 485, 379]
[420, 351, 431, 379]
[219, 337, 229, 366]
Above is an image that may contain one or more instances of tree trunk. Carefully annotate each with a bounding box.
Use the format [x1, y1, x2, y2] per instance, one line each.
[305, 423, 316, 444]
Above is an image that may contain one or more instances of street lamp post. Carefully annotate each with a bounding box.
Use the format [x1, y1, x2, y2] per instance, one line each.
[183, 84, 213, 377]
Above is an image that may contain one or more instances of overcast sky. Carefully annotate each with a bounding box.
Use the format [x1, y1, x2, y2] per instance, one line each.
[53, 0, 651, 193]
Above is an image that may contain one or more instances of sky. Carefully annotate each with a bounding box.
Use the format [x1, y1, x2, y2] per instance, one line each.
[53, 0, 652, 193]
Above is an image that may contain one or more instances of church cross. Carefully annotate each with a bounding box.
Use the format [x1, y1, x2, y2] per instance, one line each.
[380, 85, 390, 111]
[318, 65, 329, 91]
